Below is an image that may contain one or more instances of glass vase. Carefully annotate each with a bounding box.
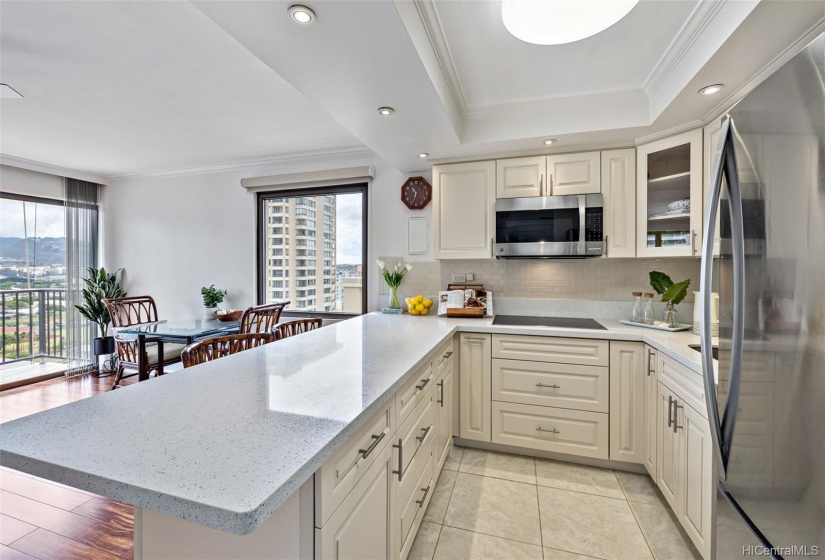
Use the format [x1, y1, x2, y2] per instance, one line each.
[389, 285, 401, 309]
[664, 302, 678, 328]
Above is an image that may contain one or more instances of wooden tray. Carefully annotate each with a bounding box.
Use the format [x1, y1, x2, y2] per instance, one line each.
[446, 307, 486, 318]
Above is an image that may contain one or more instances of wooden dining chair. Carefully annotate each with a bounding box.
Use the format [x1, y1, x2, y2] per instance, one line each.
[181, 332, 274, 368]
[238, 302, 290, 334]
[102, 295, 184, 390]
[272, 318, 323, 341]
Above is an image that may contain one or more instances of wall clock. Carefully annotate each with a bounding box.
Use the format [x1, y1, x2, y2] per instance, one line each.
[401, 176, 432, 210]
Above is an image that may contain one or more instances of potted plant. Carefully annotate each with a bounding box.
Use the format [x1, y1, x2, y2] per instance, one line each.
[201, 285, 227, 318]
[75, 267, 126, 373]
[377, 260, 412, 311]
[649, 271, 691, 327]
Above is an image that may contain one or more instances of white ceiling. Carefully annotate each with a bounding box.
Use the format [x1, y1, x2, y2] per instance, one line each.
[0, 1, 823, 178]
[430, 0, 698, 110]
[0, 1, 361, 177]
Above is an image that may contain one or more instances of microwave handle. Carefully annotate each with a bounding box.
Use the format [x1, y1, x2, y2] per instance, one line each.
[578, 195, 587, 256]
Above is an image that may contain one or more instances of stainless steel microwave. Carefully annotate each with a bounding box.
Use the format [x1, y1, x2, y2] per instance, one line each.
[495, 194, 604, 258]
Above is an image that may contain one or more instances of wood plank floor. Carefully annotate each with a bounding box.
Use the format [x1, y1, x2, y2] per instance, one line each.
[1, 374, 139, 559]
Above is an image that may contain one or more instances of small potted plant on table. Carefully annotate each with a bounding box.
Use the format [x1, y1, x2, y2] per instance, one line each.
[649, 271, 691, 328]
[201, 285, 227, 318]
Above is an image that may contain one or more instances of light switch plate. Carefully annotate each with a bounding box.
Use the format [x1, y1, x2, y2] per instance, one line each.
[451, 273, 466, 283]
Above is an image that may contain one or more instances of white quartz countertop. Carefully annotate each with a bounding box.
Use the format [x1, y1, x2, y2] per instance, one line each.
[0, 313, 705, 535]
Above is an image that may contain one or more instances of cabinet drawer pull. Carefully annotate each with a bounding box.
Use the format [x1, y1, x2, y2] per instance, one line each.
[443, 351, 453, 359]
[437, 380, 444, 406]
[415, 378, 430, 391]
[535, 426, 560, 434]
[535, 383, 560, 389]
[464, 336, 486, 341]
[691, 230, 698, 255]
[416, 425, 432, 443]
[358, 432, 385, 459]
[392, 439, 403, 481]
[667, 396, 674, 428]
[648, 350, 655, 376]
[416, 484, 431, 507]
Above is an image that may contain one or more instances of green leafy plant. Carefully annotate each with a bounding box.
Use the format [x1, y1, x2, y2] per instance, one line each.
[201, 285, 227, 308]
[649, 271, 690, 305]
[75, 267, 127, 338]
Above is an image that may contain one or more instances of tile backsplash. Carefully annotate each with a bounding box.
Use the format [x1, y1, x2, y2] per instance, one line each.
[379, 257, 701, 305]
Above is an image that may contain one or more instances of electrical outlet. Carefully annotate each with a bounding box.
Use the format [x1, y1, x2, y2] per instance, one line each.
[466, 273, 475, 281]
[451, 273, 466, 283]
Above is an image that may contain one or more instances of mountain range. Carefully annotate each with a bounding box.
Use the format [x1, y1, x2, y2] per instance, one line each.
[0, 237, 66, 265]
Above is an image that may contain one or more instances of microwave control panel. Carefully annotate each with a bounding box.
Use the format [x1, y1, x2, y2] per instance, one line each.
[585, 208, 603, 242]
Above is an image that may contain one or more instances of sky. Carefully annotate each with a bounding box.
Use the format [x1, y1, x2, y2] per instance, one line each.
[335, 193, 362, 265]
[0, 198, 65, 238]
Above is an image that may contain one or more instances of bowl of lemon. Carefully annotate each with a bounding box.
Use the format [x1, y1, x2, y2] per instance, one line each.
[405, 295, 434, 315]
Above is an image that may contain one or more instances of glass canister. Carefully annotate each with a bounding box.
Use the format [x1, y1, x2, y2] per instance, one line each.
[643, 293, 655, 325]
[631, 292, 643, 323]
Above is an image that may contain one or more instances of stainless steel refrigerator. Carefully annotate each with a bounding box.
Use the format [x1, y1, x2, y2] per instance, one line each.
[702, 32, 824, 559]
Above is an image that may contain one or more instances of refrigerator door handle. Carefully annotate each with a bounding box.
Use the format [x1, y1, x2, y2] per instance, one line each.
[701, 116, 746, 479]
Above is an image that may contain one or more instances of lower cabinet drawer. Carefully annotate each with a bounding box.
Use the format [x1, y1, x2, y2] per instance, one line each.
[492, 401, 609, 459]
[397, 362, 435, 427]
[492, 358, 608, 413]
[397, 441, 435, 560]
[315, 399, 395, 527]
[395, 387, 435, 500]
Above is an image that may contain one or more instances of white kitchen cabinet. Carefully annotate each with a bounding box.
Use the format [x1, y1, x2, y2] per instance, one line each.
[434, 354, 454, 472]
[547, 151, 601, 195]
[316, 443, 396, 560]
[432, 161, 496, 259]
[459, 333, 492, 442]
[636, 129, 703, 257]
[601, 149, 636, 258]
[496, 156, 545, 198]
[609, 341, 645, 464]
[655, 380, 713, 560]
[643, 346, 658, 478]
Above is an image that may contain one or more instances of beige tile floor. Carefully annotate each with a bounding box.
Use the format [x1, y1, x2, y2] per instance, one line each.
[409, 446, 701, 560]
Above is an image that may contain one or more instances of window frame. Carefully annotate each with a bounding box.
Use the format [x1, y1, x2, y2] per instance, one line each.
[256, 183, 368, 318]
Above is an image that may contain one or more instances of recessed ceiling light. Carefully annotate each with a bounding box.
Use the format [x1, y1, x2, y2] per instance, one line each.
[377, 107, 395, 116]
[0, 84, 23, 99]
[542, 139, 556, 145]
[502, 0, 639, 45]
[699, 84, 724, 95]
[417, 152, 429, 158]
[288, 5, 316, 25]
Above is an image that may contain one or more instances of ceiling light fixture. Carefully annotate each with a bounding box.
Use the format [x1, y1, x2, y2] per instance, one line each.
[542, 139, 557, 145]
[699, 84, 724, 95]
[502, 0, 639, 45]
[0, 84, 23, 99]
[417, 152, 429, 158]
[377, 107, 395, 116]
[288, 5, 316, 25]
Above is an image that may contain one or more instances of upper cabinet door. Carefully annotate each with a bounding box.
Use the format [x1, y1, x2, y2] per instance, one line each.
[636, 129, 703, 258]
[496, 156, 546, 199]
[433, 161, 496, 260]
[547, 151, 601, 195]
[601, 149, 636, 258]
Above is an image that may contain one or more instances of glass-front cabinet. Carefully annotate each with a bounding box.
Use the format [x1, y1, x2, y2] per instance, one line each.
[636, 129, 703, 257]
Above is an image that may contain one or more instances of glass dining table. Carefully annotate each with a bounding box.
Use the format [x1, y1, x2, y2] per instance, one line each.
[116, 318, 240, 381]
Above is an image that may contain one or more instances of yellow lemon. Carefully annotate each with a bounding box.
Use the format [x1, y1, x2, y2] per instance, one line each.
[415, 303, 424, 311]
[414, 295, 423, 304]
[420, 308, 429, 315]
[405, 297, 413, 306]
[410, 308, 421, 315]
[423, 299, 433, 308]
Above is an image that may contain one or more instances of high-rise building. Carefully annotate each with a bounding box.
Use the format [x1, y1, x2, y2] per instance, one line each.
[263, 195, 337, 311]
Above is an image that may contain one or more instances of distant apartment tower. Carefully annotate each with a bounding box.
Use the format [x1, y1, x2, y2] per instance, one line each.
[264, 195, 337, 311]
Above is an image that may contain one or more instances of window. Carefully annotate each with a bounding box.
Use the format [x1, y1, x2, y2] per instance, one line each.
[258, 184, 366, 314]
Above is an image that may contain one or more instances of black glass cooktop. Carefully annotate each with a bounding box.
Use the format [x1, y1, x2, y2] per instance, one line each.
[492, 315, 607, 330]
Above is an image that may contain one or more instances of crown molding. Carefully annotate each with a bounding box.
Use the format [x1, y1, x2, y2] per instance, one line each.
[633, 120, 704, 147]
[106, 146, 374, 180]
[428, 141, 636, 167]
[643, 1, 726, 101]
[0, 154, 108, 185]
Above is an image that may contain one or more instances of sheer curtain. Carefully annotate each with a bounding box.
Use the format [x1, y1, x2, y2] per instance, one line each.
[64, 178, 99, 376]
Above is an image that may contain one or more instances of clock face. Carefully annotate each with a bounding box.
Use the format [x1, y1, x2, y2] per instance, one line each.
[401, 176, 432, 210]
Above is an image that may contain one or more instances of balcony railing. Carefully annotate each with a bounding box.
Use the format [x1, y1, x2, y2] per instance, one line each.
[1, 289, 67, 365]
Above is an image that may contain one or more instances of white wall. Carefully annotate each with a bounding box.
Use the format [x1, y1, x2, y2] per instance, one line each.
[0, 164, 64, 200]
[103, 153, 431, 318]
